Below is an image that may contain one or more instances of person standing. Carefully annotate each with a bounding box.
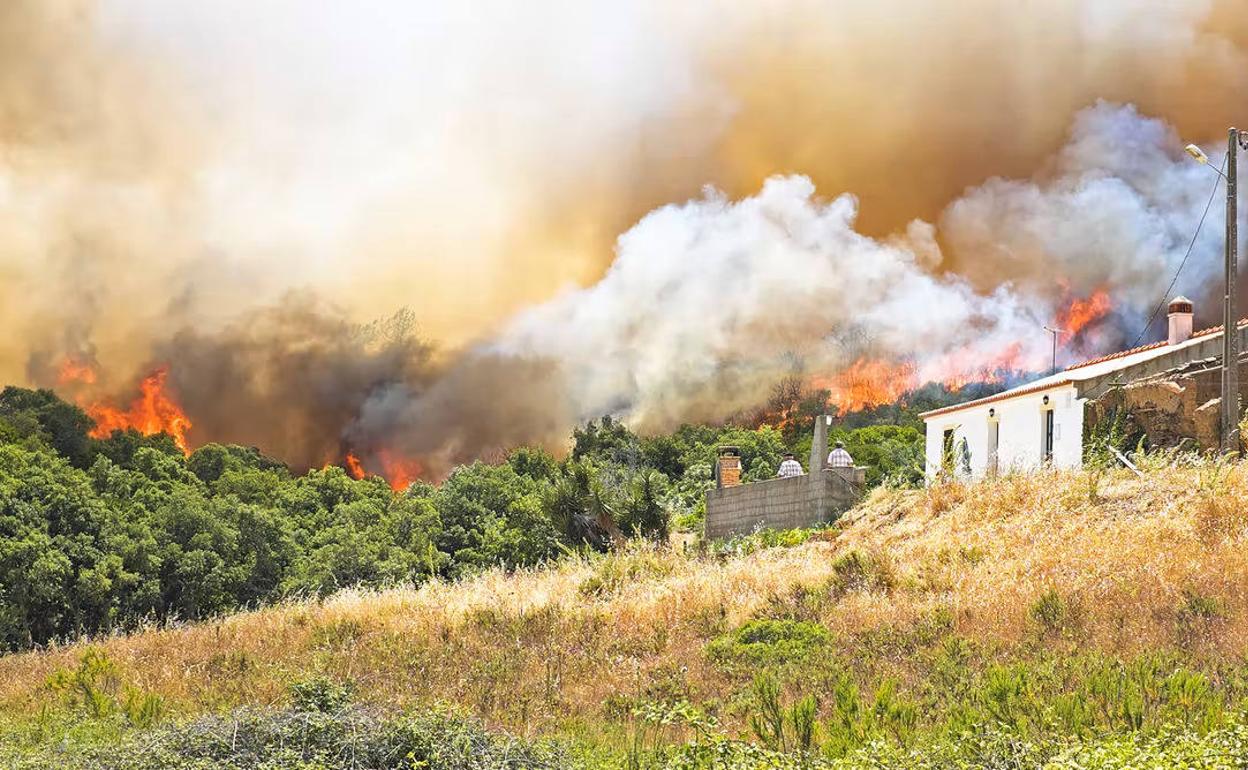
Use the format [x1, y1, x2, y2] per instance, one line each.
[776, 452, 804, 477]
[827, 440, 854, 468]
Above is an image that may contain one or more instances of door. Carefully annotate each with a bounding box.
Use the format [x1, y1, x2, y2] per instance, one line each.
[1042, 409, 1054, 462]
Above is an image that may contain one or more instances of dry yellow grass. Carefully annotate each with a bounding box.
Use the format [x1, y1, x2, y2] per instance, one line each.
[3, 461, 1247, 735]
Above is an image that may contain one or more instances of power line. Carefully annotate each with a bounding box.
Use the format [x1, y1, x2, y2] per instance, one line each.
[1130, 154, 1228, 349]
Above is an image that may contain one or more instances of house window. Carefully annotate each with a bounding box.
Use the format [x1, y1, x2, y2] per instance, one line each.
[987, 418, 999, 475]
[1042, 408, 1055, 462]
[942, 428, 955, 475]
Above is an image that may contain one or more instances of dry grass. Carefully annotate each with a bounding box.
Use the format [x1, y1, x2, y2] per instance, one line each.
[3, 462, 1248, 735]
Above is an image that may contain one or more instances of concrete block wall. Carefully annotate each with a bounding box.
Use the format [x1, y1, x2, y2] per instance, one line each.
[705, 467, 865, 540]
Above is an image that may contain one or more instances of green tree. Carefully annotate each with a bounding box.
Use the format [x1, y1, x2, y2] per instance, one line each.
[829, 425, 925, 487]
[542, 461, 614, 550]
[94, 429, 182, 470]
[0, 444, 113, 647]
[435, 462, 560, 576]
[571, 416, 643, 468]
[507, 445, 558, 482]
[0, 387, 95, 468]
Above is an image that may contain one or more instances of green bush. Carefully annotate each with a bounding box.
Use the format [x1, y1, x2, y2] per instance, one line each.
[1029, 590, 1069, 635]
[6, 706, 564, 770]
[45, 649, 165, 729]
[707, 619, 829, 665]
[706, 526, 826, 558]
[288, 675, 355, 713]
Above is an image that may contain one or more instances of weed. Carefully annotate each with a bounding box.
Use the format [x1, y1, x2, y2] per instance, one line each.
[925, 479, 966, 515]
[120, 688, 165, 729]
[580, 546, 675, 597]
[1175, 589, 1226, 648]
[45, 649, 166, 729]
[829, 549, 894, 593]
[707, 526, 825, 559]
[707, 620, 829, 666]
[1194, 494, 1248, 543]
[1029, 590, 1069, 636]
[309, 617, 366, 650]
[746, 674, 818, 754]
[288, 674, 354, 713]
[46, 649, 119, 718]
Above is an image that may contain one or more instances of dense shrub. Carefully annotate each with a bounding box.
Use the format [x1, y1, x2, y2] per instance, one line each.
[706, 619, 830, 665]
[8, 707, 564, 770]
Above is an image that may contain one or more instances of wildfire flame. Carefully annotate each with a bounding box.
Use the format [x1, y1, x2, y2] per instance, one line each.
[808, 343, 1027, 416]
[812, 359, 918, 414]
[85, 367, 193, 454]
[337, 449, 423, 490]
[921, 342, 1025, 391]
[1056, 289, 1113, 340]
[57, 358, 97, 386]
[344, 452, 366, 480]
[378, 450, 423, 491]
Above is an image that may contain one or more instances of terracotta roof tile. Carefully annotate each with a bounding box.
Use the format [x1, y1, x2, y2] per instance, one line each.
[919, 379, 1073, 420]
[1064, 318, 1246, 372]
[1062, 340, 1167, 371]
[920, 319, 1248, 421]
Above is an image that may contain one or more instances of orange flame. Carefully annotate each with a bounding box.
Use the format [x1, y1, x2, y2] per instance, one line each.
[812, 358, 918, 414]
[808, 344, 1027, 416]
[1056, 289, 1113, 339]
[57, 358, 97, 386]
[86, 367, 193, 454]
[378, 450, 423, 491]
[344, 452, 366, 480]
[922, 342, 1025, 390]
[338, 449, 422, 490]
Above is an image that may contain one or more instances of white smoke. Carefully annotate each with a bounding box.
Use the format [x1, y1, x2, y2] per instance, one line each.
[353, 102, 1243, 461]
[493, 176, 1047, 428]
[942, 102, 1239, 319]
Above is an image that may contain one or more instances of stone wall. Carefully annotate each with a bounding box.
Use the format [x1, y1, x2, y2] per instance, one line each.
[1085, 357, 1248, 451]
[704, 467, 865, 540]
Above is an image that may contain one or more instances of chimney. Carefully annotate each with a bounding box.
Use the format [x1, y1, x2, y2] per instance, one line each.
[809, 414, 830, 472]
[1168, 296, 1193, 345]
[715, 446, 741, 488]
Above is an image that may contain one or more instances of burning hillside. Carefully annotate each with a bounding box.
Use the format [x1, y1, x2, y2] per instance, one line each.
[43, 139, 1216, 486]
[6, 2, 1248, 482]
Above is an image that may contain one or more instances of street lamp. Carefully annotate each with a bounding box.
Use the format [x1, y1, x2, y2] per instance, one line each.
[1186, 131, 1247, 451]
[1187, 143, 1230, 180]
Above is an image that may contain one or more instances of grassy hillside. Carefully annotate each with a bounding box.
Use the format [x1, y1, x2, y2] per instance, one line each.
[4, 457, 1248, 767]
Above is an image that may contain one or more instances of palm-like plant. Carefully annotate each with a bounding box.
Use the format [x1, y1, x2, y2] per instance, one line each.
[542, 461, 615, 550]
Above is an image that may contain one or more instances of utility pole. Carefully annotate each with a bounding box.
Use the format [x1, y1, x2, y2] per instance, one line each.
[1223, 128, 1241, 452]
[1043, 326, 1065, 376]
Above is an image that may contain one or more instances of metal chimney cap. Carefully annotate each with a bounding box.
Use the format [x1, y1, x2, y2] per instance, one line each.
[1168, 296, 1193, 314]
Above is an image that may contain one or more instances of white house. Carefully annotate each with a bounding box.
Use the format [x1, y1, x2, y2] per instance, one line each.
[921, 297, 1247, 478]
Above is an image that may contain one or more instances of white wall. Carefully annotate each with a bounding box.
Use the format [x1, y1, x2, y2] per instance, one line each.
[923, 385, 1083, 480]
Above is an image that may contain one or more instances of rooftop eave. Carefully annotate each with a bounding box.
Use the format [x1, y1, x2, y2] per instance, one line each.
[919, 379, 1075, 420]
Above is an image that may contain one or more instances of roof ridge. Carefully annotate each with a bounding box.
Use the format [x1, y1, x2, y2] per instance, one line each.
[918, 379, 1073, 419]
[921, 318, 1248, 421]
[1063, 317, 1248, 372]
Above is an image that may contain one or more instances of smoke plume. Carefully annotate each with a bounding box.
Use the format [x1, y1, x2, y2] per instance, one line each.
[349, 103, 1248, 471]
[3, 0, 1248, 475]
